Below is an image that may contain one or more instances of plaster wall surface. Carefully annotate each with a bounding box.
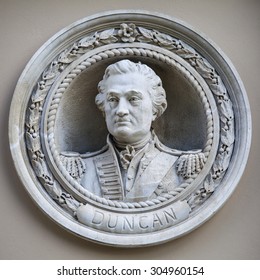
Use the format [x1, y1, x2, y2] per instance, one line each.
[1, 0, 259, 259]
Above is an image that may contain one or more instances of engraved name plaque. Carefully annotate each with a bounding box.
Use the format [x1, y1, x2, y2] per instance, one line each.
[9, 11, 251, 246]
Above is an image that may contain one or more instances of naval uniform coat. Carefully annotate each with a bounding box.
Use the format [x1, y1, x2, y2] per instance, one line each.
[60, 133, 205, 202]
[78, 134, 182, 202]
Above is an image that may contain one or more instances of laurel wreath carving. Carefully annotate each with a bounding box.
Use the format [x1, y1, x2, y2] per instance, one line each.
[25, 23, 234, 214]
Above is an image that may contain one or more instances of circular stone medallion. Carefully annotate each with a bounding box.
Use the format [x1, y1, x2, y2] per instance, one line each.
[9, 11, 251, 247]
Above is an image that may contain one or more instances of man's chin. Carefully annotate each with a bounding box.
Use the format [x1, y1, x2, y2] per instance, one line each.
[113, 128, 132, 142]
[111, 128, 134, 143]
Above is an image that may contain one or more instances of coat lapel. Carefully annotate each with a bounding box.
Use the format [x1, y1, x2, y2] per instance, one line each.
[94, 145, 124, 201]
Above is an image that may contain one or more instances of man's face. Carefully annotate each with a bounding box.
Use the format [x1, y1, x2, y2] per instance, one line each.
[103, 72, 155, 144]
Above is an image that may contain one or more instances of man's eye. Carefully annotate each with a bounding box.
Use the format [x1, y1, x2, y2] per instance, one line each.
[129, 96, 140, 102]
[108, 97, 118, 102]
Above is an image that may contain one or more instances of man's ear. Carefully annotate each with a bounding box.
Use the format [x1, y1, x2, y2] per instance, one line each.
[152, 112, 157, 121]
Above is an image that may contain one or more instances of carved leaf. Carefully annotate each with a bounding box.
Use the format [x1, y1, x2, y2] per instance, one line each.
[221, 129, 234, 147]
[26, 133, 40, 152]
[100, 36, 118, 44]
[221, 152, 232, 171]
[31, 87, 48, 103]
[58, 49, 77, 64]
[26, 106, 40, 126]
[78, 34, 96, 48]
[215, 152, 232, 173]
[99, 29, 115, 40]
[31, 158, 47, 178]
[217, 78, 228, 96]
[220, 99, 234, 120]
[187, 193, 202, 209]
[197, 57, 213, 71]
[42, 70, 55, 81]
[45, 181, 62, 199]
[63, 194, 80, 212]
[154, 31, 174, 48]
[137, 36, 153, 43]
[196, 58, 214, 77]
[204, 174, 215, 193]
[137, 27, 154, 40]
[210, 84, 226, 98]
[175, 42, 197, 59]
[176, 50, 196, 59]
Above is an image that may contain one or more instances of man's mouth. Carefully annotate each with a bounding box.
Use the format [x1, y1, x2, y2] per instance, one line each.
[116, 122, 130, 127]
[115, 118, 131, 124]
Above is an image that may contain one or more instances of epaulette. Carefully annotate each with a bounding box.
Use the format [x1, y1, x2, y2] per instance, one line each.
[59, 145, 108, 181]
[154, 134, 206, 179]
[176, 151, 206, 179]
[60, 151, 86, 182]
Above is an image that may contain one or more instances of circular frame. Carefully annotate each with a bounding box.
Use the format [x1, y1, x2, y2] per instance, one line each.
[43, 44, 217, 208]
[9, 10, 251, 247]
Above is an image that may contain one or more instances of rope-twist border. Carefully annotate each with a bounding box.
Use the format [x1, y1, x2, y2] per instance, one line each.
[47, 47, 214, 209]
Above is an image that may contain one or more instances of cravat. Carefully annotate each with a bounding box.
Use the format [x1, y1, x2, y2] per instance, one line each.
[119, 145, 136, 170]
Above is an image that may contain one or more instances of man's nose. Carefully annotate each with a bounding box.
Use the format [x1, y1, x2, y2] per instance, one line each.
[116, 98, 129, 116]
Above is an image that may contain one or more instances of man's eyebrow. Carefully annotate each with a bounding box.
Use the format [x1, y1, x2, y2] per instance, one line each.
[106, 90, 143, 96]
[106, 91, 120, 96]
[126, 90, 143, 96]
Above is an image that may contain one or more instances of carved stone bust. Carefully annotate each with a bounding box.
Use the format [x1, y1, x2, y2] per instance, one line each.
[9, 11, 251, 247]
[60, 59, 204, 202]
